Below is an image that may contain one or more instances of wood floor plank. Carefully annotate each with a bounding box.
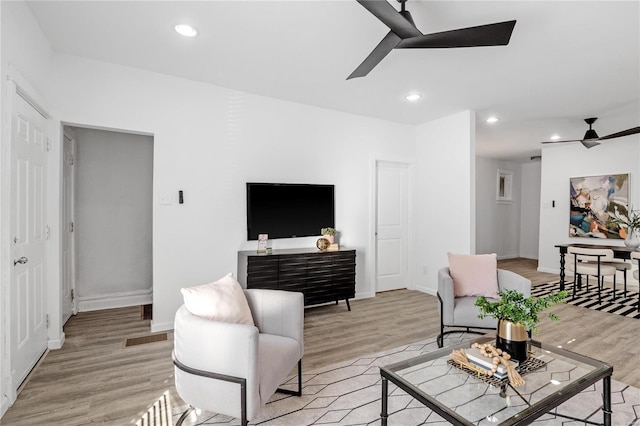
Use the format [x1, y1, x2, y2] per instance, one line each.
[2, 258, 638, 425]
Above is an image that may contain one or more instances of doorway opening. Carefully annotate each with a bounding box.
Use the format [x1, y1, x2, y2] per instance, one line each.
[62, 125, 154, 319]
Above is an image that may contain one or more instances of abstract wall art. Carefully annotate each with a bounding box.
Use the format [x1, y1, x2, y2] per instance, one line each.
[569, 173, 629, 239]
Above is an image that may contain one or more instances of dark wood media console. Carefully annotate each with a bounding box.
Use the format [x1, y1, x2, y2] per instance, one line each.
[237, 248, 356, 310]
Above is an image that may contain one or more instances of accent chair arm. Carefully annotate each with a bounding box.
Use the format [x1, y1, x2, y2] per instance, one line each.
[437, 267, 455, 324]
[243, 289, 304, 356]
[497, 269, 532, 298]
[173, 305, 259, 382]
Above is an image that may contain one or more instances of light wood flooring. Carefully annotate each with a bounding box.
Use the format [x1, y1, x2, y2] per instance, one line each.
[2, 258, 639, 425]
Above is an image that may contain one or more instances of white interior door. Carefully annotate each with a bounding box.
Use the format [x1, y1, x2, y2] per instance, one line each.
[376, 161, 408, 292]
[62, 131, 76, 322]
[10, 92, 49, 387]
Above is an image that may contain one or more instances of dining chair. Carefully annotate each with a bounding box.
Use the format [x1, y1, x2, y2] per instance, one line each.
[566, 247, 617, 304]
[593, 252, 633, 298]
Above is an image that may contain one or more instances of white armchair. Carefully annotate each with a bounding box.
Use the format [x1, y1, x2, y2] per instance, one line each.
[173, 289, 304, 425]
[437, 267, 531, 347]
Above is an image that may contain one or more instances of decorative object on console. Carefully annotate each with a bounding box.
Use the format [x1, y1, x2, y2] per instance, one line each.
[475, 289, 567, 362]
[569, 174, 629, 239]
[257, 233, 268, 253]
[321, 227, 336, 244]
[611, 207, 640, 249]
[316, 237, 330, 251]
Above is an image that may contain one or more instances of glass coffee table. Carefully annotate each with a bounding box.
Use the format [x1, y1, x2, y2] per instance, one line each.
[380, 336, 613, 425]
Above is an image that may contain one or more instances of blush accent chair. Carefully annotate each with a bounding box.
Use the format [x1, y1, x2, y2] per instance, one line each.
[437, 267, 531, 348]
[173, 289, 304, 426]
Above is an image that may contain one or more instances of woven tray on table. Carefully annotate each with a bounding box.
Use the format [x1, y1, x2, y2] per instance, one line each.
[448, 356, 546, 387]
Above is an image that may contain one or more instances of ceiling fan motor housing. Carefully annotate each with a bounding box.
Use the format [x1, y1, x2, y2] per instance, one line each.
[583, 129, 599, 140]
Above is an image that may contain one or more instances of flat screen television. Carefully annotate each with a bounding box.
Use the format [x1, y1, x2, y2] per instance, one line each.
[246, 183, 335, 240]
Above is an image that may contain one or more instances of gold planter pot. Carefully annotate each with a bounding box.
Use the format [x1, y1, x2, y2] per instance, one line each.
[496, 319, 528, 362]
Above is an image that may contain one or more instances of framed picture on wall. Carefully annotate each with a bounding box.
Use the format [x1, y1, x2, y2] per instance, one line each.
[569, 173, 629, 239]
[496, 169, 513, 203]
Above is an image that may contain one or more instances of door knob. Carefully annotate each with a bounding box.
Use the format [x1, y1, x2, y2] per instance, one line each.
[14, 257, 28, 266]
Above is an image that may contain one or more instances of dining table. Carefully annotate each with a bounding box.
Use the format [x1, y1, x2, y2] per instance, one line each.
[555, 243, 638, 291]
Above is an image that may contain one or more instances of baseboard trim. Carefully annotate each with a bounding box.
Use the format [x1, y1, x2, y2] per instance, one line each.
[416, 285, 436, 296]
[48, 332, 65, 350]
[497, 254, 519, 260]
[537, 267, 559, 274]
[78, 288, 152, 312]
[1, 394, 11, 418]
[151, 321, 173, 333]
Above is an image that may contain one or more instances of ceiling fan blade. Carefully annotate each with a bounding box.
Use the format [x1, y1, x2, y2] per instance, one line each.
[396, 20, 516, 48]
[541, 139, 583, 144]
[541, 138, 601, 148]
[348, 30, 401, 79]
[598, 126, 640, 140]
[581, 139, 601, 149]
[357, 0, 422, 39]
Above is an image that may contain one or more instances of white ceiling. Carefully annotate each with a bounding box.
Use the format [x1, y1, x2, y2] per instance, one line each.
[26, 1, 640, 160]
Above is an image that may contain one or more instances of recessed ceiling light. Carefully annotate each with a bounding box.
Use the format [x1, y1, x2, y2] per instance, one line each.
[404, 93, 422, 102]
[486, 116, 499, 123]
[550, 134, 561, 140]
[175, 24, 197, 37]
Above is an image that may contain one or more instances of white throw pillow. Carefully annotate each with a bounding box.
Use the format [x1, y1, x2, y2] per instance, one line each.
[181, 273, 255, 325]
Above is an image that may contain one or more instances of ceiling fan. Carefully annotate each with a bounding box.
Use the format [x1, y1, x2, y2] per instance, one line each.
[348, 0, 517, 79]
[541, 118, 640, 149]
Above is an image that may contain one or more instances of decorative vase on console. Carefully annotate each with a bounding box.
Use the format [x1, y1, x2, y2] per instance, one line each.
[320, 227, 336, 244]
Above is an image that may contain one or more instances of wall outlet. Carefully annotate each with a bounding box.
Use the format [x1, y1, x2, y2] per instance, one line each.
[422, 266, 429, 275]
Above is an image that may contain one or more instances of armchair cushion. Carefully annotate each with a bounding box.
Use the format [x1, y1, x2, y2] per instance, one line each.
[447, 253, 499, 298]
[258, 334, 301, 404]
[181, 273, 254, 325]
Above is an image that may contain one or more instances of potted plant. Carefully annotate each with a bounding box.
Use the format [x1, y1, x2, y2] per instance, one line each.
[610, 207, 640, 248]
[321, 227, 336, 244]
[475, 289, 567, 361]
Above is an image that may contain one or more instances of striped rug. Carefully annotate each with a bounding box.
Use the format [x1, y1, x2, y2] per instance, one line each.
[532, 281, 640, 319]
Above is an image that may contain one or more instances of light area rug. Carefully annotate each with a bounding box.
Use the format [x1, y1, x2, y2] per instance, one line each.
[173, 333, 640, 425]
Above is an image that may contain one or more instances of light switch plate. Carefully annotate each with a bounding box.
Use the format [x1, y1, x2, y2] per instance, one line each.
[160, 194, 172, 205]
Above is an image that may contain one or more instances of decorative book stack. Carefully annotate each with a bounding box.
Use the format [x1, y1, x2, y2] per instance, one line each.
[465, 347, 519, 379]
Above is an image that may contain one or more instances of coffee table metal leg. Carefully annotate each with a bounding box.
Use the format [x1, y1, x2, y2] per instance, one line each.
[603, 375, 611, 426]
[381, 376, 388, 426]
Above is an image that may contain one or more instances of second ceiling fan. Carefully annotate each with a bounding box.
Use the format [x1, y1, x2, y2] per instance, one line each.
[541, 118, 640, 149]
[348, 0, 517, 79]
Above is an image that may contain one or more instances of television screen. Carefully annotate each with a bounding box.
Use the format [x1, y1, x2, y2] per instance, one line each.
[247, 183, 335, 240]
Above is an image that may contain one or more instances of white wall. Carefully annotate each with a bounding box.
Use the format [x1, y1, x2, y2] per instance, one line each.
[74, 128, 153, 310]
[539, 137, 640, 273]
[519, 161, 541, 259]
[44, 54, 417, 331]
[415, 111, 475, 294]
